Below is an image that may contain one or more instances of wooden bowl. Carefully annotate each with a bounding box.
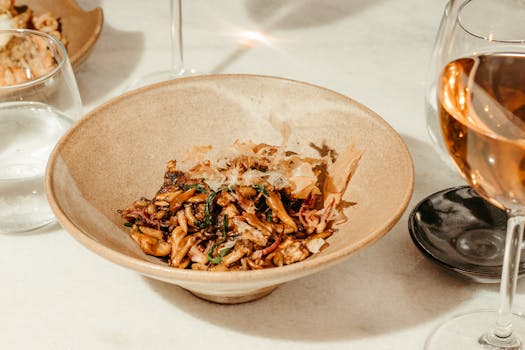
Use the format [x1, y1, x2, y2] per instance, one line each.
[24, 0, 103, 69]
[45, 75, 414, 304]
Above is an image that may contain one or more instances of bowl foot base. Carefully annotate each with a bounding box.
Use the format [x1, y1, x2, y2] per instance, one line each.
[189, 285, 278, 304]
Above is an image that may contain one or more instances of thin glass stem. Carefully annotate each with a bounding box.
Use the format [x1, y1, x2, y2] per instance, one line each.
[480, 212, 524, 348]
[170, 0, 183, 72]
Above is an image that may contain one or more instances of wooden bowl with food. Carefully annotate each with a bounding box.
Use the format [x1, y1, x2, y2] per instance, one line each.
[1, 0, 103, 69]
[45, 74, 414, 304]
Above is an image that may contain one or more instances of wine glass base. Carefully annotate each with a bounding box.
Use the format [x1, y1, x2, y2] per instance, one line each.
[126, 67, 200, 91]
[426, 309, 525, 350]
[409, 186, 525, 283]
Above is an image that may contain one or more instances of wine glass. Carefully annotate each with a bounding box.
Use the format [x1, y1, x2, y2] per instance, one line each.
[419, 0, 525, 281]
[127, 0, 198, 90]
[0, 29, 82, 233]
[426, 1, 459, 167]
[425, 0, 525, 349]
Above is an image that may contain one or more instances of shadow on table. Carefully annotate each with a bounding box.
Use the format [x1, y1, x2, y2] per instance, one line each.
[0, 221, 62, 237]
[143, 136, 480, 341]
[75, 22, 144, 107]
[211, 0, 385, 74]
[245, 0, 384, 30]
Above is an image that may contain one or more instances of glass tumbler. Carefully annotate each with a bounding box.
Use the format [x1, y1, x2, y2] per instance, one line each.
[0, 29, 82, 233]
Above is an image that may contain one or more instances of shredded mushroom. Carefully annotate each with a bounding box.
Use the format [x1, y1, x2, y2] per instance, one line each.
[119, 141, 362, 271]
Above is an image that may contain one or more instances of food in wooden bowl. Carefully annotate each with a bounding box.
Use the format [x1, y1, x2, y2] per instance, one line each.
[0, 0, 103, 70]
[119, 140, 362, 271]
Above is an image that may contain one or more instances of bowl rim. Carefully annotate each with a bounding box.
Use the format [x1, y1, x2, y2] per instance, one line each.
[45, 73, 414, 283]
[64, 0, 104, 69]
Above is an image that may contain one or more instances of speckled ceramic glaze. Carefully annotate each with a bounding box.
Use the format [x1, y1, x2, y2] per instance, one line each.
[25, 0, 103, 69]
[45, 75, 414, 303]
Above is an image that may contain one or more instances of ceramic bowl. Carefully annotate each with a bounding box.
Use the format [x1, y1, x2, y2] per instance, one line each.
[45, 74, 414, 304]
[24, 0, 103, 69]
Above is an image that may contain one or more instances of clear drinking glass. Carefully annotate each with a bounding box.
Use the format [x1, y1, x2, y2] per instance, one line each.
[0, 29, 82, 233]
[127, 0, 198, 90]
[425, 0, 525, 348]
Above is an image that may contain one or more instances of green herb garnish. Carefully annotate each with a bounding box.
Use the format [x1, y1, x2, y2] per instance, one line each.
[266, 210, 273, 222]
[183, 184, 208, 193]
[123, 222, 133, 228]
[254, 184, 269, 196]
[207, 214, 231, 264]
[197, 189, 218, 229]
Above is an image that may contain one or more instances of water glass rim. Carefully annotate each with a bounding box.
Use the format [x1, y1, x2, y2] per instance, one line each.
[0, 28, 68, 90]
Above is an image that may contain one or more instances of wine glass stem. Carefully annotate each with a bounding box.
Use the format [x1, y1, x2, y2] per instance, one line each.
[488, 212, 525, 343]
[170, 0, 184, 72]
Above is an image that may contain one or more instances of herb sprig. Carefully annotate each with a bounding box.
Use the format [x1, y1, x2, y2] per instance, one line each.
[207, 214, 231, 264]
[197, 189, 218, 229]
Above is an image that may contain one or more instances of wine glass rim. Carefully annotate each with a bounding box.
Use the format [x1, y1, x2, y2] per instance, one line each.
[458, 0, 525, 44]
[0, 28, 68, 90]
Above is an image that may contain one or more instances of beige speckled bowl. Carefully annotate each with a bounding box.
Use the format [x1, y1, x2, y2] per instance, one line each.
[45, 75, 414, 304]
[25, 0, 103, 69]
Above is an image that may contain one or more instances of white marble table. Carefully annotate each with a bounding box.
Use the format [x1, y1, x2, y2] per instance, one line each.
[2, 0, 519, 349]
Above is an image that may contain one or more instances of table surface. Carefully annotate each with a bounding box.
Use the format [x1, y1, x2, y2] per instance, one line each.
[2, 0, 519, 349]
